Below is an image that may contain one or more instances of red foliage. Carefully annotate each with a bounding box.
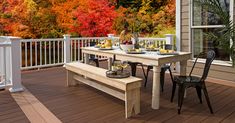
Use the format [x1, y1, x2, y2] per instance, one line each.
[71, 0, 117, 37]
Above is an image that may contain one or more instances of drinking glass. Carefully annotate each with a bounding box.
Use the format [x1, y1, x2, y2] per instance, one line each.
[138, 40, 145, 49]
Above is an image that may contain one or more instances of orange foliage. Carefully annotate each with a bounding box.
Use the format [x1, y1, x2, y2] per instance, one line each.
[153, 0, 175, 27]
[0, 0, 34, 37]
[52, 0, 79, 31]
[1, 0, 176, 38]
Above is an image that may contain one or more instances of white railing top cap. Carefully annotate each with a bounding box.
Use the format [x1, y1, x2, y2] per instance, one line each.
[0, 36, 21, 43]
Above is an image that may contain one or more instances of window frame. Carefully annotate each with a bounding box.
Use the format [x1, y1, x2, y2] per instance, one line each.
[189, 0, 234, 65]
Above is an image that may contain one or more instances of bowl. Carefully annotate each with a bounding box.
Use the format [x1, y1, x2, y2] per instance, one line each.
[120, 44, 134, 51]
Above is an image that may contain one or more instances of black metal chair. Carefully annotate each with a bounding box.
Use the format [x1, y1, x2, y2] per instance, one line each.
[145, 64, 174, 91]
[127, 62, 174, 92]
[85, 42, 101, 67]
[141, 44, 174, 90]
[171, 50, 215, 114]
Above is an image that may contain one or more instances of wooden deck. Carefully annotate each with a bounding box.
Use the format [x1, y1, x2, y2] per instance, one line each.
[0, 90, 30, 123]
[1, 62, 235, 123]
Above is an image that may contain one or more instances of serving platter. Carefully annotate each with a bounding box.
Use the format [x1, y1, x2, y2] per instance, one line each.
[106, 70, 130, 78]
[125, 51, 146, 54]
[98, 47, 113, 50]
[158, 52, 179, 55]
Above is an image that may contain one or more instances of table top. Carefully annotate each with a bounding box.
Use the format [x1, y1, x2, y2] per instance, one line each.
[82, 47, 192, 66]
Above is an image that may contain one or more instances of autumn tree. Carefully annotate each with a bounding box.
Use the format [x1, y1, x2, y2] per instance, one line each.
[113, 0, 175, 36]
[1, 0, 64, 38]
[1, 0, 38, 38]
[1, 0, 176, 38]
[0, 0, 12, 35]
[52, 0, 79, 32]
[152, 0, 176, 34]
[71, 0, 117, 37]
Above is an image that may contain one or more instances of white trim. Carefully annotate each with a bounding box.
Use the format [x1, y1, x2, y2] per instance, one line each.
[230, 0, 234, 61]
[189, 58, 232, 67]
[176, 0, 181, 52]
[191, 25, 225, 28]
[230, 0, 234, 22]
[190, 0, 234, 64]
[189, 0, 192, 54]
[176, 0, 181, 73]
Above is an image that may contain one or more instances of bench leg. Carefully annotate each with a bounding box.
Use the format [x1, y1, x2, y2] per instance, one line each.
[67, 70, 76, 87]
[125, 88, 140, 118]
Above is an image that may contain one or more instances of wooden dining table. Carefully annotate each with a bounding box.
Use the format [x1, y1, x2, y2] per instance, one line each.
[81, 47, 191, 110]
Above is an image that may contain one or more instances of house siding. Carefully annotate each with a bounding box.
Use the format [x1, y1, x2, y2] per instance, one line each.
[180, 0, 235, 82]
[181, 0, 190, 52]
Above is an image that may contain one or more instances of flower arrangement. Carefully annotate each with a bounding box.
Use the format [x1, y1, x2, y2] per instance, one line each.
[119, 30, 133, 45]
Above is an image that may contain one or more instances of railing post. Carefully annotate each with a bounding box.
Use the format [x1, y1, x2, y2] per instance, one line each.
[63, 34, 71, 64]
[165, 34, 174, 45]
[165, 34, 180, 73]
[9, 37, 24, 92]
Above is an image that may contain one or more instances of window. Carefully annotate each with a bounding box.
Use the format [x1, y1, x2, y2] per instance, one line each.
[191, 0, 231, 61]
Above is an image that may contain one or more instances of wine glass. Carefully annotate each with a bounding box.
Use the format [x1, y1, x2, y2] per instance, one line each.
[121, 61, 128, 69]
[138, 40, 145, 49]
[112, 61, 129, 72]
[112, 60, 120, 71]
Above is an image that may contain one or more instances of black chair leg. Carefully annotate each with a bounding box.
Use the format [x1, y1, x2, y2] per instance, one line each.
[171, 81, 176, 102]
[160, 68, 165, 92]
[202, 86, 214, 114]
[128, 62, 138, 76]
[93, 59, 99, 67]
[168, 67, 174, 82]
[196, 86, 202, 104]
[178, 85, 185, 114]
[140, 64, 148, 87]
[145, 66, 151, 87]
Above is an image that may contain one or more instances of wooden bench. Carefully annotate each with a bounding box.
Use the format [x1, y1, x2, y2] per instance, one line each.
[65, 62, 142, 118]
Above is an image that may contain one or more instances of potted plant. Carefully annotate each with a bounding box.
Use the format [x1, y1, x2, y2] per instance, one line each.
[196, 0, 235, 66]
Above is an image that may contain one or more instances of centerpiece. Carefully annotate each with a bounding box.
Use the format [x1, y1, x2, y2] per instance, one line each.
[119, 30, 134, 51]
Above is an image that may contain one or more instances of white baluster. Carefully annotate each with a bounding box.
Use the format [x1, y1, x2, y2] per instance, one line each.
[63, 34, 71, 64]
[40, 41, 42, 66]
[30, 41, 32, 66]
[53, 41, 55, 64]
[35, 41, 37, 66]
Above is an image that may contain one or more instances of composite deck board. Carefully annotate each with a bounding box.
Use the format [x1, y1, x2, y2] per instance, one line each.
[161, 85, 232, 123]
[184, 87, 235, 123]
[0, 90, 30, 123]
[19, 62, 235, 123]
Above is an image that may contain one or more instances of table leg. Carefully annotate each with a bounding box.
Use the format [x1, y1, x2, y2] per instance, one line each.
[180, 60, 187, 76]
[84, 53, 89, 64]
[84, 53, 89, 79]
[152, 66, 161, 109]
[108, 57, 112, 70]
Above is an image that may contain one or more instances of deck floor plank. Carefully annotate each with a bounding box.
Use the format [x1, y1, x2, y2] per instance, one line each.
[0, 91, 30, 123]
[17, 63, 235, 123]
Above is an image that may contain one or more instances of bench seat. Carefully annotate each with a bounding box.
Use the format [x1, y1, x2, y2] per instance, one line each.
[65, 62, 142, 118]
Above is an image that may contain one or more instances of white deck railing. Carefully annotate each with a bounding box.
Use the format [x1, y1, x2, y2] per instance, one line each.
[20, 38, 64, 70]
[0, 34, 174, 92]
[0, 36, 24, 92]
[17, 34, 174, 70]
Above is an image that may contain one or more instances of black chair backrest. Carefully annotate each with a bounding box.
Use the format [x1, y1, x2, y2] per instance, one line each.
[165, 44, 173, 50]
[201, 50, 215, 81]
[189, 50, 216, 81]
